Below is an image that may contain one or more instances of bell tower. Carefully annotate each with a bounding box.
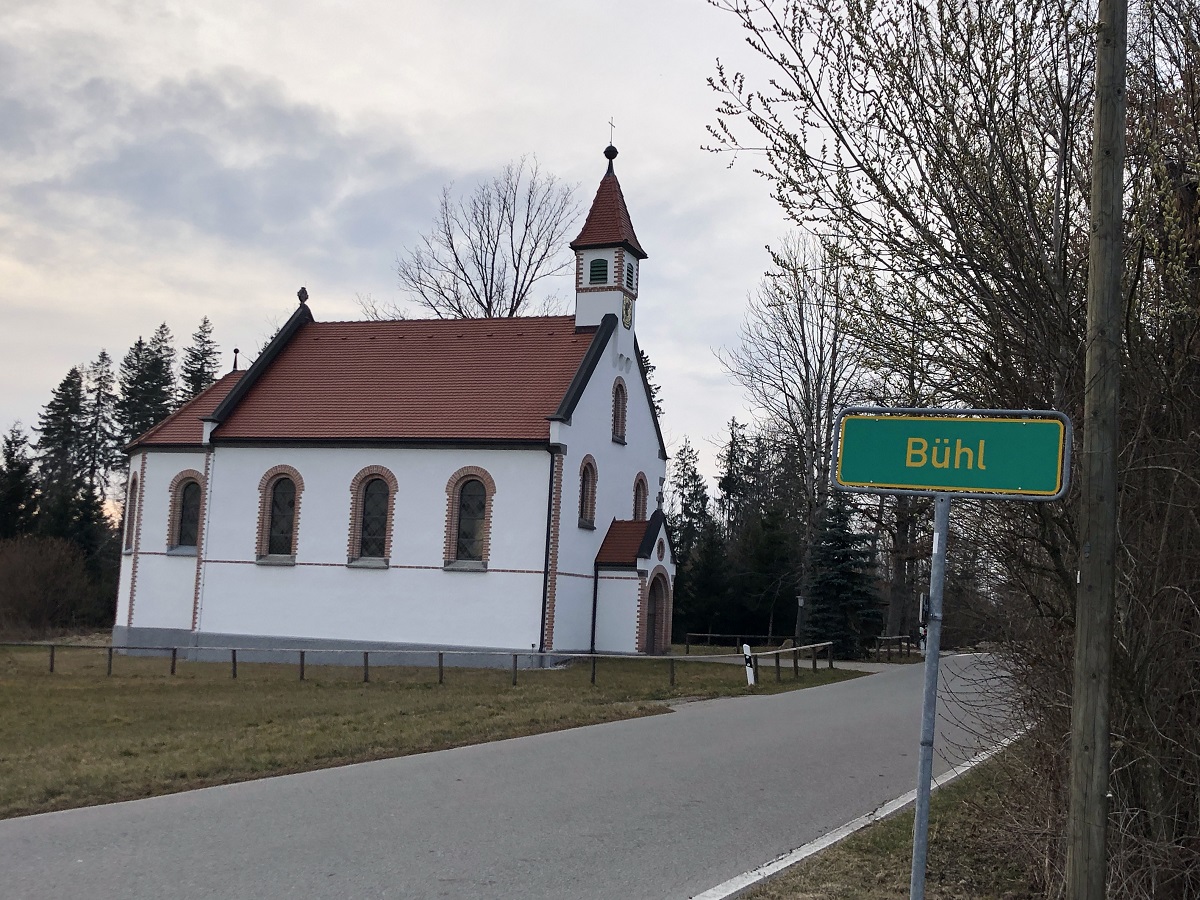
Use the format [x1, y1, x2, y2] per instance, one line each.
[570, 145, 647, 339]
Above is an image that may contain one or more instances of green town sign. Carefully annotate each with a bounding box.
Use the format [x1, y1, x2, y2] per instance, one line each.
[834, 409, 1071, 500]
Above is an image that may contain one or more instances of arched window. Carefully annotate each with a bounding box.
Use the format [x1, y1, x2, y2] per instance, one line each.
[268, 478, 296, 555]
[124, 475, 139, 551]
[256, 466, 304, 561]
[359, 479, 389, 558]
[633, 475, 648, 521]
[579, 456, 597, 528]
[612, 379, 627, 443]
[444, 467, 497, 568]
[166, 469, 205, 552]
[457, 479, 487, 560]
[177, 481, 202, 547]
[347, 466, 398, 564]
[589, 258, 608, 284]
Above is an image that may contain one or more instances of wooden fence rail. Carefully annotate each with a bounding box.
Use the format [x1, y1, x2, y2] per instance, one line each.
[0, 641, 837, 687]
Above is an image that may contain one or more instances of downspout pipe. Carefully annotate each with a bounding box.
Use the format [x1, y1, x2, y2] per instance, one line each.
[538, 444, 561, 653]
[590, 564, 600, 653]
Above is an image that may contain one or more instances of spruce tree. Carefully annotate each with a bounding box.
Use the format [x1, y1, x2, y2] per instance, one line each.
[806, 493, 882, 659]
[116, 326, 176, 445]
[668, 438, 719, 639]
[0, 424, 38, 538]
[147, 322, 177, 409]
[716, 419, 751, 534]
[179, 316, 220, 402]
[34, 368, 97, 545]
[33, 370, 115, 622]
[82, 351, 119, 492]
[669, 438, 711, 560]
[637, 347, 663, 418]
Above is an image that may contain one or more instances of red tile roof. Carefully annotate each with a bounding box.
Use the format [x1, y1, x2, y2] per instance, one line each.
[596, 519, 654, 567]
[570, 151, 647, 259]
[130, 371, 245, 448]
[213, 316, 595, 443]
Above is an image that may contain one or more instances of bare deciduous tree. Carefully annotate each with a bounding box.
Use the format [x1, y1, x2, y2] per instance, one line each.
[721, 235, 868, 631]
[365, 157, 580, 320]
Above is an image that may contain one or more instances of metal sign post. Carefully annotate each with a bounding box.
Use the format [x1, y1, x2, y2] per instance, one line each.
[830, 407, 1071, 900]
[909, 494, 950, 900]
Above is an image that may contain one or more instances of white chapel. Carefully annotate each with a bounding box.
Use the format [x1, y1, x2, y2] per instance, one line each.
[114, 146, 676, 661]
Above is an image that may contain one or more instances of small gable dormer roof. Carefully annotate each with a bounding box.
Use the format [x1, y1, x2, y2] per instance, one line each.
[569, 146, 647, 260]
[595, 509, 672, 568]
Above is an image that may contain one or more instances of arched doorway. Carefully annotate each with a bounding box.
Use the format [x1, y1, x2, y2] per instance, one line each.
[645, 575, 668, 654]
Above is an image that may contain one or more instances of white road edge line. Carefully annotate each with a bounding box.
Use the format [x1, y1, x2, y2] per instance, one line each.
[688, 733, 1021, 900]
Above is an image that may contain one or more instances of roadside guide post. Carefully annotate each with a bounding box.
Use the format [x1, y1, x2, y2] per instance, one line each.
[832, 408, 1070, 900]
[742, 643, 755, 686]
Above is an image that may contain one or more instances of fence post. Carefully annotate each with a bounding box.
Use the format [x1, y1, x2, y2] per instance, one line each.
[363, 651, 369, 684]
[775, 652, 781, 682]
[438, 652, 444, 685]
[48, 645, 55, 673]
[828, 644, 834, 669]
[299, 650, 306, 681]
[792, 647, 799, 679]
[106, 646, 113, 676]
[685, 634, 690, 655]
[231, 648, 237, 679]
[752, 654, 759, 682]
[669, 657, 676, 687]
[590, 655, 597, 685]
[812, 646, 818, 672]
[887, 640, 893, 663]
[511, 654, 518, 686]
[171, 647, 178, 676]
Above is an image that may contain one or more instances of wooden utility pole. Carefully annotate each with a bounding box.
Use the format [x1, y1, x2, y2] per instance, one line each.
[1067, 0, 1126, 896]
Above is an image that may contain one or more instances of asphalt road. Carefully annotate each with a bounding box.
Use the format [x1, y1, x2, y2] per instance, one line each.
[1, 654, 1008, 900]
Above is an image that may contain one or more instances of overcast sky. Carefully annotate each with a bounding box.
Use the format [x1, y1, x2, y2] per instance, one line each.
[1, 0, 794, 485]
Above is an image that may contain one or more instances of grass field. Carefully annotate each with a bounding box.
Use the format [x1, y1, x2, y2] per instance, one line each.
[0, 644, 859, 820]
[743, 754, 1033, 900]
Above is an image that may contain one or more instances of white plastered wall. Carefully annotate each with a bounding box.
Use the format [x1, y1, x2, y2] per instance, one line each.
[549, 320, 668, 651]
[151, 444, 553, 650]
[594, 570, 641, 652]
[121, 449, 208, 631]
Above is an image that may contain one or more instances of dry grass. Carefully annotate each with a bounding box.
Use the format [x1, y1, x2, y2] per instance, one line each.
[743, 755, 1035, 900]
[0, 644, 859, 819]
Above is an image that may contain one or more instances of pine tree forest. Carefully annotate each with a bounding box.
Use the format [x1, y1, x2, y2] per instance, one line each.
[0, 319, 219, 634]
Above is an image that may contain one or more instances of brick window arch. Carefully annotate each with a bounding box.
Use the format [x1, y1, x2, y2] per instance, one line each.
[578, 455, 598, 529]
[167, 469, 205, 549]
[633, 473, 649, 521]
[124, 474, 139, 551]
[347, 465, 399, 563]
[444, 466, 497, 567]
[256, 465, 305, 560]
[612, 378, 627, 443]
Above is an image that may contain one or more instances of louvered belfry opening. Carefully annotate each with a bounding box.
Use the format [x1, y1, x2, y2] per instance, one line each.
[589, 258, 608, 284]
